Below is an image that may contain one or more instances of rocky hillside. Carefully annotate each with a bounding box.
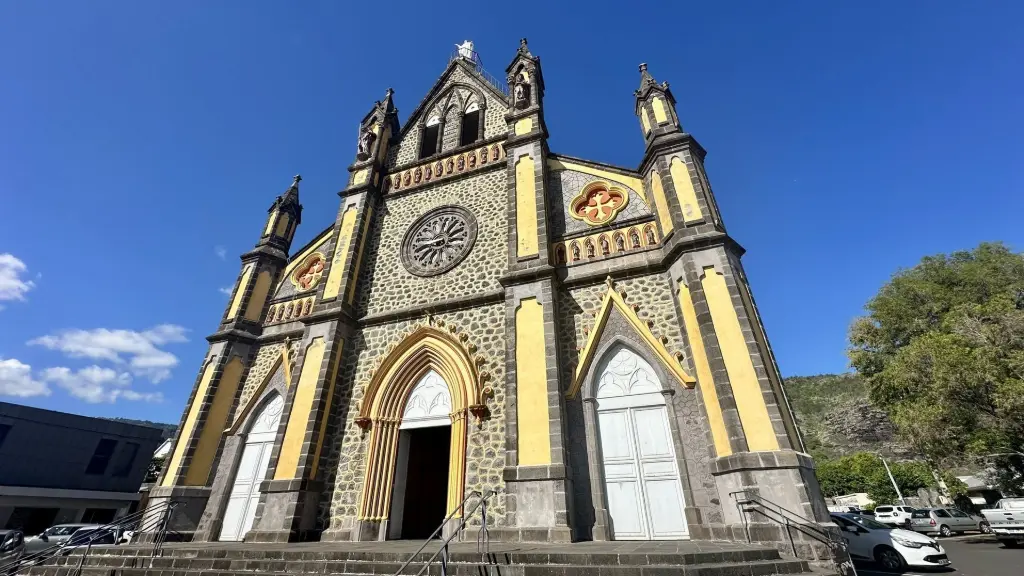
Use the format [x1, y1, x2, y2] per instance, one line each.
[783, 373, 915, 461]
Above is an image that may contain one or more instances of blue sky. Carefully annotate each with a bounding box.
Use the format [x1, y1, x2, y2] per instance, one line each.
[1, 2, 1022, 423]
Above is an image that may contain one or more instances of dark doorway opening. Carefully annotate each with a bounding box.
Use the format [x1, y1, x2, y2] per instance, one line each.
[388, 425, 451, 540]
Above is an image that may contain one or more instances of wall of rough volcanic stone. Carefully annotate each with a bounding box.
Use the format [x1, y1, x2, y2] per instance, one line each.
[388, 65, 509, 168]
[316, 303, 507, 534]
[231, 342, 283, 424]
[355, 168, 508, 317]
[556, 274, 723, 536]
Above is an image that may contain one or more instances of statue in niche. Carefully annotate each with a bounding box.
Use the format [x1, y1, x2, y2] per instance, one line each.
[356, 127, 376, 160]
[615, 234, 625, 252]
[600, 237, 610, 255]
[571, 243, 580, 261]
[586, 241, 595, 259]
[630, 230, 641, 248]
[645, 227, 656, 245]
[513, 73, 530, 109]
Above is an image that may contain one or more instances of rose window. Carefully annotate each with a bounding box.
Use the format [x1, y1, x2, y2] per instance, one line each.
[401, 206, 478, 277]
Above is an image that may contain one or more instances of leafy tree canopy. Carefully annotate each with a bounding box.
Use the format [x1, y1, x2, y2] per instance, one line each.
[848, 242, 1024, 494]
[817, 452, 934, 506]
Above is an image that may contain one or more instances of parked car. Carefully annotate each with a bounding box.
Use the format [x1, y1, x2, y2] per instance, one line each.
[23, 524, 95, 553]
[58, 526, 118, 554]
[832, 513, 949, 570]
[981, 498, 1024, 548]
[910, 507, 989, 537]
[874, 505, 915, 527]
[0, 530, 25, 565]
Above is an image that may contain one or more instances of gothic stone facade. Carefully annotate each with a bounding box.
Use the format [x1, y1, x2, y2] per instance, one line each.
[147, 40, 833, 559]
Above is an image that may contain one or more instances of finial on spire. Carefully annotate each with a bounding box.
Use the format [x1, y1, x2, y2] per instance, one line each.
[638, 62, 656, 91]
[292, 174, 302, 187]
[518, 37, 532, 57]
[385, 87, 394, 98]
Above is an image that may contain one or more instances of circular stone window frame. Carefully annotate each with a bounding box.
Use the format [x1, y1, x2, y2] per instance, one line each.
[400, 205, 479, 277]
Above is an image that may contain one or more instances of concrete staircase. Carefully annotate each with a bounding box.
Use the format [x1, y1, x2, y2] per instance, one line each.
[25, 540, 836, 576]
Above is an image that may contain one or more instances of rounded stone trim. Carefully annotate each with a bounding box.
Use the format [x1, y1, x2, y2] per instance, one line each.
[400, 205, 478, 277]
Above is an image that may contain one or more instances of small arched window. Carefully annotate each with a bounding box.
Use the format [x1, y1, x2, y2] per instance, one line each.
[460, 102, 481, 147]
[419, 115, 441, 159]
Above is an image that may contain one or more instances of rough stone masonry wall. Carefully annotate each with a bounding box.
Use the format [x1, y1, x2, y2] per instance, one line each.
[556, 274, 723, 537]
[316, 303, 508, 535]
[355, 168, 508, 317]
[231, 342, 283, 423]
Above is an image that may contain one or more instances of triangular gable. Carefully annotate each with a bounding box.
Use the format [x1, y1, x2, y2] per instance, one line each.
[273, 225, 333, 299]
[227, 354, 283, 434]
[566, 278, 695, 398]
[398, 58, 509, 139]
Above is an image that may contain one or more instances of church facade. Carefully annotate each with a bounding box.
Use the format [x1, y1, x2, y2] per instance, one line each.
[148, 40, 831, 551]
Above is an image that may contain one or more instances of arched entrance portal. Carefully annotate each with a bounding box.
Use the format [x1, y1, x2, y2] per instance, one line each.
[595, 345, 687, 540]
[388, 369, 453, 539]
[219, 394, 284, 541]
[355, 326, 485, 541]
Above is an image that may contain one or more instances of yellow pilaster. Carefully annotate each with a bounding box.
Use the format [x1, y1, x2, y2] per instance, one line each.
[273, 213, 291, 237]
[183, 357, 244, 486]
[652, 97, 669, 123]
[515, 155, 538, 258]
[701, 268, 778, 451]
[516, 298, 551, 466]
[225, 264, 254, 321]
[323, 206, 357, 301]
[243, 270, 272, 322]
[347, 204, 373, 304]
[641, 107, 653, 134]
[678, 283, 731, 456]
[274, 337, 326, 480]
[650, 170, 674, 236]
[514, 117, 533, 135]
[670, 157, 704, 222]
[308, 339, 343, 479]
[162, 360, 216, 487]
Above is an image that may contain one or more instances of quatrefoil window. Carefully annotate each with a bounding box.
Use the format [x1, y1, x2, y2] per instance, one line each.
[569, 182, 628, 226]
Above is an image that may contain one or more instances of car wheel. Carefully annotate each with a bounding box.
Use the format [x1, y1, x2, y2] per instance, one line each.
[939, 524, 952, 537]
[980, 521, 991, 534]
[875, 546, 906, 571]
[1003, 539, 1019, 549]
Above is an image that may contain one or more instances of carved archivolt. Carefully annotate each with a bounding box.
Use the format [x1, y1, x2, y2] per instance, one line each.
[356, 322, 493, 522]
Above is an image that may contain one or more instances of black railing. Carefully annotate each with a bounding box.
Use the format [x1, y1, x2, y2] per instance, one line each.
[0, 499, 177, 575]
[730, 490, 856, 576]
[393, 489, 496, 576]
[448, 50, 510, 97]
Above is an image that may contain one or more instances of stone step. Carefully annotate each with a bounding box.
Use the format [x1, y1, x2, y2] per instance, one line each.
[27, 557, 813, 576]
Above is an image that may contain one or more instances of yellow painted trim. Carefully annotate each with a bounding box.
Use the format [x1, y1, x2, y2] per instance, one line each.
[567, 280, 695, 398]
[282, 339, 293, 388]
[701, 268, 779, 451]
[547, 158, 647, 205]
[263, 212, 277, 237]
[309, 339, 342, 480]
[640, 107, 652, 134]
[162, 359, 216, 486]
[184, 356, 243, 486]
[515, 155, 538, 257]
[274, 212, 291, 237]
[323, 206, 357, 301]
[279, 230, 332, 285]
[515, 298, 551, 466]
[352, 168, 368, 186]
[678, 283, 731, 456]
[650, 170, 674, 236]
[652, 97, 668, 123]
[243, 270, 272, 322]
[514, 117, 533, 136]
[347, 204, 373, 304]
[274, 337, 326, 480]
[357, 326, 483, 520]
[225, 264, 254, 321]
[670, 157, 703, 222]
[227, 354, 283, 434]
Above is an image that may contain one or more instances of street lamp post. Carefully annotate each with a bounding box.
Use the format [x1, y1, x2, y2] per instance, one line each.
[878, 454, 907, 506]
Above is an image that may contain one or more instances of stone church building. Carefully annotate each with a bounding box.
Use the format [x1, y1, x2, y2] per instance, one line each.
[149, 39, 830, 550]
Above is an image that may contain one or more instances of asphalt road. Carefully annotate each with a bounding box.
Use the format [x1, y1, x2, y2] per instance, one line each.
[852, 534, 1020, 576]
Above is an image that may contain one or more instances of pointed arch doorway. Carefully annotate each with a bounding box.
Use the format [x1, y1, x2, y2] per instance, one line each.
[387, 369, 452, 539]
[594, 345, 688, 540]
[219, 394, 284, 542]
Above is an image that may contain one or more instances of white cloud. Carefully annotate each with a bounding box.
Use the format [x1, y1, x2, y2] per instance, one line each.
[218, 286, 233, 296]
[28, 324, 189, 383]
[0, 358, 51, 398]
[214, 246, 227, 260]
[41, 365, 161, 404]
[0, 254, 35, 308]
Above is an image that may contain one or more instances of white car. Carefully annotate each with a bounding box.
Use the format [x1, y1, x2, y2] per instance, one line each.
[832, 513, 950, 571]
[874, 505, 915, 527]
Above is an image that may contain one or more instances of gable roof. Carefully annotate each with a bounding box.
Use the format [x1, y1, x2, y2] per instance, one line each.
[398, 58, 509, 138]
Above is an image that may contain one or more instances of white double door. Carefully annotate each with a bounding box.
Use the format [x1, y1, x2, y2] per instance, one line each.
[219, 395, 283, 542]
[598, 398, 688, 540]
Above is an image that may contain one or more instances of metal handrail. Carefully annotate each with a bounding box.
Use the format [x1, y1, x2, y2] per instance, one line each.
[730, 490, 856, 576]
[0, 499, 178, 575]
[448, 51, 510, 97]
[392, 489, 496, 576]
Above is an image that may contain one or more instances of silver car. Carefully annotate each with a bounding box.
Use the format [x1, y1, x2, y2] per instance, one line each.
[23, 524, 96, 553]
[0, 530, 25, 566]
[910, 508, 989, 537]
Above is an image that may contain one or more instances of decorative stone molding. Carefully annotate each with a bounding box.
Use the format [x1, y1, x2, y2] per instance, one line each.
[552, 221, 660, 266]
[265, 296, 316, 325]
[385, 143, 505, 194]
[289, 252, 326, 291]
[569, 182, 628, 226]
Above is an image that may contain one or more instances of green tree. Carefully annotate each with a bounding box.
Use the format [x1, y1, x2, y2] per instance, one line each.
[815, 452, 935, 506]
[849, 242, 1024, 495]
